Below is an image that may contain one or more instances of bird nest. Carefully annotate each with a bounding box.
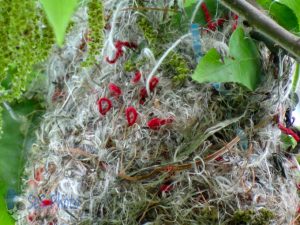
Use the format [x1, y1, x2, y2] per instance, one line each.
[15, 0, 300, 224]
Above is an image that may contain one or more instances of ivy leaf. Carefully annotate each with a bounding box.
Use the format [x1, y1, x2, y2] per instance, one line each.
[192, 28, 261, 91]
[278, 0, 300, 30]
[256, 0, 299, 32]
[40, 0, 78, 46]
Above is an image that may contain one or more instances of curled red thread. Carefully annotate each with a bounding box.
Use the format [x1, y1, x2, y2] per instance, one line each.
[106, 51, 123, 64]
[40, 199, 53, 207]
[232, 14, 239, 31]
[215, 156, 224, 162]
[108, 83, 122, 97]
[278, 123, 300, 142]
[28, 213, 36, 222]
[208, 22, 217, 31]
[34, 167, 44, 182]
[159, 183, 174, 193]
[139, 87, 148, 105]
[149, 76, 159, 91]
[132, 71, 142, 83]
[116, 41, 137, 49]
[139, 77, 159, 104]
[201, 3, 228, 31]
[97, 97, 112, 115]
[201, 3, 212, 23]
[216, 18, 226, 26]
[106, 40, 137, 64]
[162, 165, 175, 172]
[126, 106, 138, 126]
[147, 117, 174, 130]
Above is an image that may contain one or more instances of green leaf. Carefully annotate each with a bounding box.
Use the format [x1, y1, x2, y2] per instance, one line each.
[0, 100, 44, 221]
[192, 27, 261, 91]
[0, 181, 14, 224]
[256, 0, 299, 32]
[281, 134, 297, 149]
[278, 0, 300, 30]
[40, 0, 78, 46]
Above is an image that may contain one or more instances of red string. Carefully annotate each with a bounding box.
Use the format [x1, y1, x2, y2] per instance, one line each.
[201, 3, 237, 32]
[278, 123, 300, 142]
[106, 41, 137, 64]
[232, 14, 239, 31]
[216, 18, 226, 26]
[201, 3, 212, 23]
[147, 117, 174, 130]
[298, 205, 300, 214]
[149, 76, 159, 91]
[139, 87, 148, 105]
[97, 97, 112, 115]
[125, 106, 138, 126]
[40, 199, 53, 207]
[108, 83, 122, 97]
[159, 183, 174, 193]
[34, 167, 44, 182]
[162, 165, 175, 172]
[28, 213, 36, 222]
[132, 70, 142, 83]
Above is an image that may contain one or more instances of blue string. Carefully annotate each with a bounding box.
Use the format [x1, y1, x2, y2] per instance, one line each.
[236, 128, 248, 150]
[5, 188, 17, 210]
[190, 23, 202, 62]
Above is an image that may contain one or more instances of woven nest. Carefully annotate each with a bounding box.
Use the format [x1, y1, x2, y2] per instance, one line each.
[15, 0, 299, 224]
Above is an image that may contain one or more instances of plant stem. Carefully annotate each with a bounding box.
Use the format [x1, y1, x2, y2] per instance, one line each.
[292, 63, 299, 93]
[219, 0, 300, 61]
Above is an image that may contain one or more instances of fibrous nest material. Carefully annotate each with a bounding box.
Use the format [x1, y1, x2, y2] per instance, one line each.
[15, 0, 300, 224]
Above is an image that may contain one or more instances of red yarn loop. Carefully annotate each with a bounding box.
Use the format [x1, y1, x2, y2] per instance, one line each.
[201, 3, 230, 31]
[149, 76, 159, 91]
[278, 123, 300, 142]
[138, 77, 159, 104]
[139, 87, 148, 105]
[97, 97, 112, 115]
[40, 199, 53, 207]
[125, 106, 138, 126]
[132, 71, 142, 83]
[106, 41, 137, 64]
[147, 117, 174, 130]
[108, 83, 122, 97]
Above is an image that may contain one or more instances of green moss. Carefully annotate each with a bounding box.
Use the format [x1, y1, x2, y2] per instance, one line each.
[137, 17, 161, 55]
[124, 59, 137, 72]
[0, 0, 54, 135]
[252, 208, 275, 225]
[83, 0, 104, 66]
[137, 17, 190, 86]
[229, 209, 275, 225]
[167, 52, 190, 86]
[200, 207, 219, 223]
[231, 209, 255, 224]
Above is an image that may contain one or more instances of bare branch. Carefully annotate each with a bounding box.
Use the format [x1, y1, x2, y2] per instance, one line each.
[220, 0, 300, 61]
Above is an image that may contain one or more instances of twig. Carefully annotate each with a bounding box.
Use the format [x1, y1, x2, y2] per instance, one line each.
[219, 0, 300, 61]
[119, 136, 240, 181]
[121, 7, 177, 13]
